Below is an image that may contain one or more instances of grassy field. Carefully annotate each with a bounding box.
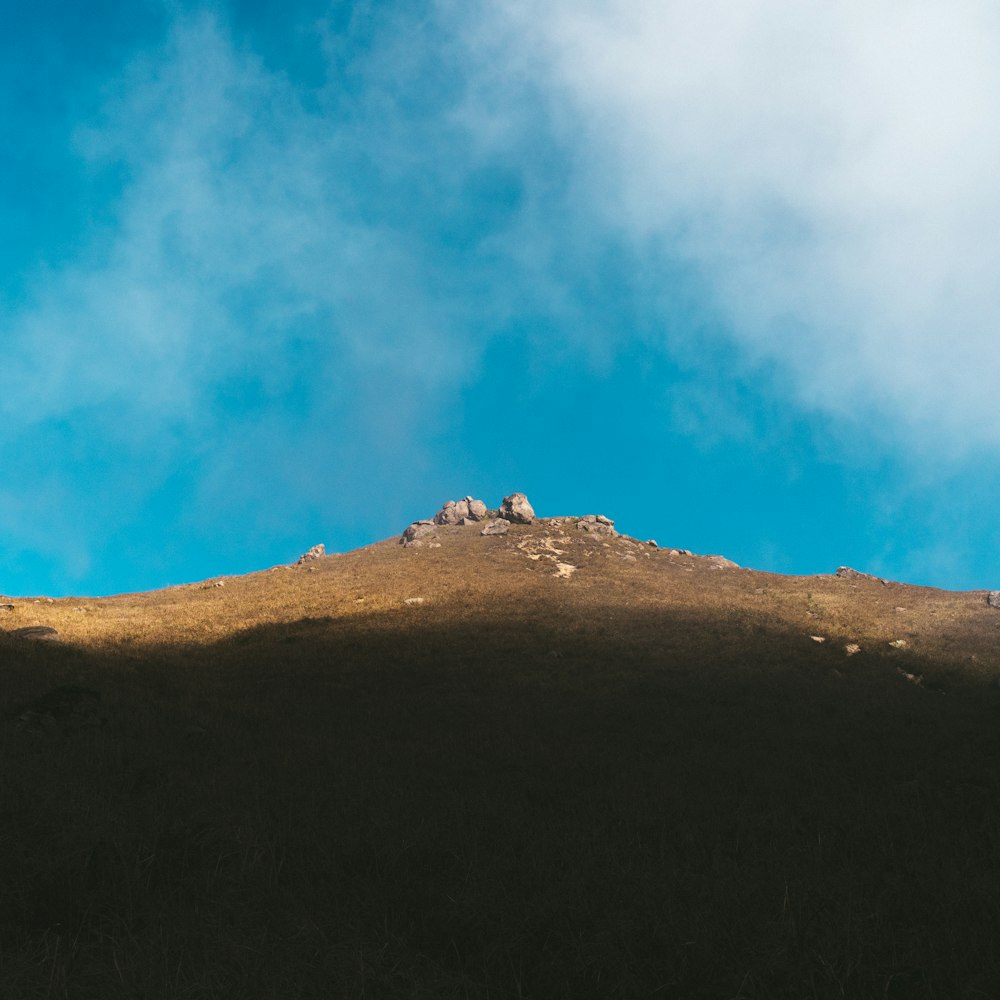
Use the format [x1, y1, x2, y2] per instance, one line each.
[2, 519, 1000, 998]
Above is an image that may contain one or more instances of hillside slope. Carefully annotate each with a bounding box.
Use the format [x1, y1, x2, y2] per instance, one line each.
[2, 515, 1000, 998]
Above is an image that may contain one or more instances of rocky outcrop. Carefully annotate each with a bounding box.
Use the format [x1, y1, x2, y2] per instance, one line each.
[499, 493, 535, 524]
[988, 591, 1000, 609]
[836, 566, 886, 585]
[434, 497, 489, 525]
[401, 491, 533, 543]
[296, 544, 325, 564]
[401, 520, 438, 547]
[576, 514, 616, 537]
[481, 519, 510, 536]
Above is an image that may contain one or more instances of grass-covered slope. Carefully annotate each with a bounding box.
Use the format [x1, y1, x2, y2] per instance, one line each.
[2, 519, 1000, 998]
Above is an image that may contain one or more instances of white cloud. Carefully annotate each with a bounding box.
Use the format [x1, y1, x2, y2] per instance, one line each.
[482, 0, 1000, 454]
[0, 13, 484, 438]
[0, 11, 510, 590]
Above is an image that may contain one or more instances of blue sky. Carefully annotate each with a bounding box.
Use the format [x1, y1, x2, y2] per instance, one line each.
[4, 0, 1000, 596]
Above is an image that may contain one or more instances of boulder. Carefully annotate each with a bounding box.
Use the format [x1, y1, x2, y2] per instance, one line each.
[401, 520, 437, 547]
[705, 555, 739, 570]
[988, 591, 1000, 609]
[500, 492, 535, 524]
[481, 519, 511, 536]
[434, 500, 462, 525]
[434, 496, 488, 525]
[466, 497, 488, 521]
[576, 514, 617, 537]
[11, 626, 59, 640]
[296, 543, 325, 564]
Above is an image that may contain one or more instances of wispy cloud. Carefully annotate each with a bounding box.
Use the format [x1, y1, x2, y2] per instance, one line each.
[477, 0, 1000, 454]
[0, 10, 516, 589]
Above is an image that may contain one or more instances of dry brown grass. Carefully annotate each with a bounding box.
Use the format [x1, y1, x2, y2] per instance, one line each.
[3, 519, 1000, 998]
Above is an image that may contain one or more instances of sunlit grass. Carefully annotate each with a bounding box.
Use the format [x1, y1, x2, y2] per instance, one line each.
[2, 522, 1000, 997]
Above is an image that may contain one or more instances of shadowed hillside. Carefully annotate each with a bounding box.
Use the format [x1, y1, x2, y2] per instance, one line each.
[3, 513, 1000, 998]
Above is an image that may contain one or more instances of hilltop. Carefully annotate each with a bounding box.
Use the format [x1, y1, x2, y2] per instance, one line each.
[2, 494, 1000, 998]
[4, 493, 999, 689]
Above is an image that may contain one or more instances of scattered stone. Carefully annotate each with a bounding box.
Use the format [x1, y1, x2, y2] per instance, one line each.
[481, 519, 511, 536]
[845, 643, 861, 656]
[499, 492, 535, 524]
[404, 597, 426, 606]
[12, 686, 104, 736]
[809, 635, 826, 643]
[647, 540, 658, 547]
[705, 555, 739, 570]
[10, 626, 59, 640]
[296, 544, 325, 564]
[576, 514, 617, 536]
[401, 520, 437, 547]
[988, 591, 1000, 609]
[896, 666, 923, 687]
[0, 604, 13, 613]
[836, 566, 886, 584]
[889, 639, 908, 649]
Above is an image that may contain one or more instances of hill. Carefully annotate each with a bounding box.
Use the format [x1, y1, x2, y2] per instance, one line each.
[2, 507, 1000, 998]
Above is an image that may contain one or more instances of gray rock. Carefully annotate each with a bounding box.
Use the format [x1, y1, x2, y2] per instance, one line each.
[434, 501, 461, 526]
[466, 497, 488, 521]
[576, 514, 617, 537]
[988, 591, 1000, 609]
[401, 520, 437, 546]
[705, 555, 739, 570]
[836, 566, 886, 584]
[10, 626, 59, 640]
[461, 517, 477, 526]
[481, 519, 511, 536]
[296, 543, 325, 564]
[434, 496, 488, 525]
[500, 492, 535, 524]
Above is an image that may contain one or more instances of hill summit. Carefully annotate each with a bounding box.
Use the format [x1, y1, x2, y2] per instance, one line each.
[3, 492, 1000, 997]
